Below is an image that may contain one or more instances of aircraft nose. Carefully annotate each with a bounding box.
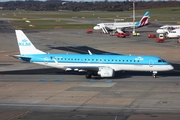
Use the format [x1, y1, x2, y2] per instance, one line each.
[93, 26, 101, 30]
[156, 29, 163, 34]
[168, 65, 174, 70]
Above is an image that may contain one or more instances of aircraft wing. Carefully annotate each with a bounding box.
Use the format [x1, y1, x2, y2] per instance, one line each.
[64, 65, 108, 72]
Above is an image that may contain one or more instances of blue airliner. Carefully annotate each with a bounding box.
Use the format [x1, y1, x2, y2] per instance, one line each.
[14, 30, 174, 78]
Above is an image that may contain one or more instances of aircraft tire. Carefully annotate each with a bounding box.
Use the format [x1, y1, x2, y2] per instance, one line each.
[86, 71, 92, 79]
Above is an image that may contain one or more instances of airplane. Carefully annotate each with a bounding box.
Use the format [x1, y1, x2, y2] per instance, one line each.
[14, 30, 173, 79]
[93, 11, 150, 34]
[166, 28, 180, 38]
[156, 25, 180, 34]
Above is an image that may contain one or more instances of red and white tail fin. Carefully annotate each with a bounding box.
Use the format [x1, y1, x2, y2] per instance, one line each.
[135, 12, 150, 27]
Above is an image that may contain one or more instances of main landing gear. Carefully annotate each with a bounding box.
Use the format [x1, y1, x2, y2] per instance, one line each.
[86, 71, 92, 79]
[152, 71, 157, 78]
[86, 71, 99, 79]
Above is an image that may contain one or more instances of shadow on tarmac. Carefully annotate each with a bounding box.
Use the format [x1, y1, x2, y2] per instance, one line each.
[48, 46, 121, 55]
[0, 63, 179, 79]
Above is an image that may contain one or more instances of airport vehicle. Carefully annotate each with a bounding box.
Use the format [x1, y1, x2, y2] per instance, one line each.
[110, 31, 130, 37]
[116, 33, 126, 38]
[148, 34, 156, 38]
[177, 39, 180, 43]
[166, 28, 180, 38]
[14, 30, 173, 78]
[156, 25, 180, 34]
[86, 29, 93, 34]
[93, 12, 150, 34]
[156, 34, 164, 43]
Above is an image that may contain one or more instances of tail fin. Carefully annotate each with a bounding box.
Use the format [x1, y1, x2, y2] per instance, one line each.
[15, 30, 46, 55]
[135, 11, 150, 27]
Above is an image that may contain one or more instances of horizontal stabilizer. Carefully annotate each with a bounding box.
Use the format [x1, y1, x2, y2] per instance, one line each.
[12, 55, 31, 62]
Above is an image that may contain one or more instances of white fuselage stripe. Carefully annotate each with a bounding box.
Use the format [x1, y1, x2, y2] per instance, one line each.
[34, 62, 170, 72]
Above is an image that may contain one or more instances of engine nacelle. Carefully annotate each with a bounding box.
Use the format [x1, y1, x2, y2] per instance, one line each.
[97, 68, 115, 77]
[110, 27, 116, 30]
[116, 29, 123, 33]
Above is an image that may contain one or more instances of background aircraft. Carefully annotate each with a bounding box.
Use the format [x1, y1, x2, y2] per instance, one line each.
[93, 11, 150, 34]
[156, 25, 180, 34]
[14, 30, 173, 79]
[166, 28, 180, 38]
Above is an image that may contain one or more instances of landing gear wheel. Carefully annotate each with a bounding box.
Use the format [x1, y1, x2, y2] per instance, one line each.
[152, 72, 157, 79]
[153, 74, 156, 78]
[86, 71, 92, 79]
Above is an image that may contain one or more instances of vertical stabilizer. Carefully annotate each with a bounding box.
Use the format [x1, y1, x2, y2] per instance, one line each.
[15, 30, 46, 55]
[135, 11, 150, 27]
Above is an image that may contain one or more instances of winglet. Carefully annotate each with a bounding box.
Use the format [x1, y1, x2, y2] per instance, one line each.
[88, 50, 92, 55]
[15, 30, 46, 55]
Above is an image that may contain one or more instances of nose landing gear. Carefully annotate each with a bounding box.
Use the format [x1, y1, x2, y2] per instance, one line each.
[152, 71, 157, 78]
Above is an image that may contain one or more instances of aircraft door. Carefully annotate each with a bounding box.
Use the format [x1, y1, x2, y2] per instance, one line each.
[44, 56, 49, 64]
[149, 59, 154, 67]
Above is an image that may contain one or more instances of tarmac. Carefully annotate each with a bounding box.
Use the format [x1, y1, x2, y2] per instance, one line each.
[0, 19, 180, 120]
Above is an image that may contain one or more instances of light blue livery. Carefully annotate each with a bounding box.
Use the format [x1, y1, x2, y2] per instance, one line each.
[14, 30, 174, 78]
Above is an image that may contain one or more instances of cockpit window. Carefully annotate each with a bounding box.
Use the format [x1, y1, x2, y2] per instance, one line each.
[158, 59, 165, 62]
[170, 31, 176, 33]
[167, 27, 174, 30]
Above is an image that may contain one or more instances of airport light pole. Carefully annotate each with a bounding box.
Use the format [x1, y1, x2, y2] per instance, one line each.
[132, 0, 136, 35]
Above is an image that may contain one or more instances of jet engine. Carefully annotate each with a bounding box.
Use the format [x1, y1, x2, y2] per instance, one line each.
[116, 29, 123, 33]
[97, 67, 115, 77]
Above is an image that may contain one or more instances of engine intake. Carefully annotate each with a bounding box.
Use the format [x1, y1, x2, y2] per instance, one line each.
[97, 68, 114, 77]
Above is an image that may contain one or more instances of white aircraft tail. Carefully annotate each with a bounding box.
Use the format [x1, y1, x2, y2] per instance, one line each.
[15, 30, 46, 55]
[135, 11, 150, 27]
